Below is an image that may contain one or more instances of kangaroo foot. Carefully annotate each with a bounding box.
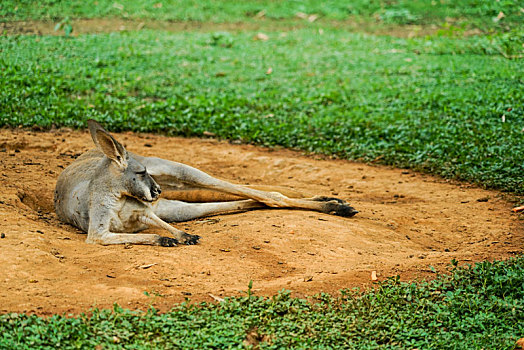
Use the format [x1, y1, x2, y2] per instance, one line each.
[312, 196, 359, 217]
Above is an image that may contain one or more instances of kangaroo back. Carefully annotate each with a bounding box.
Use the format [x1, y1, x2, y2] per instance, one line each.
[54, 150, 104, 232]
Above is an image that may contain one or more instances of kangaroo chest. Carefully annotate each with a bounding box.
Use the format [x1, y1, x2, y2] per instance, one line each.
[109, 197, 151, 233]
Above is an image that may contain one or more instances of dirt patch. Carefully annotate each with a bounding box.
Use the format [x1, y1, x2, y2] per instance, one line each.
[1, 18, 444, 37]
[0, 129, 522, 316]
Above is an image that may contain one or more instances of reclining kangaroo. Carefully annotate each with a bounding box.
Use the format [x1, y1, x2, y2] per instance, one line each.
[54, 120, 358, 247]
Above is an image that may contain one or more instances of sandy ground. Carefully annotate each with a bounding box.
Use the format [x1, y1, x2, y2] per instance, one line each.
[1, 18, 447, 37]
[0, 128, 522, 316]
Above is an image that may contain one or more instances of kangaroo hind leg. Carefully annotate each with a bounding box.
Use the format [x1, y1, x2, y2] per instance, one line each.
[153, 199, 264, 222]
[137, 155, 358, 217]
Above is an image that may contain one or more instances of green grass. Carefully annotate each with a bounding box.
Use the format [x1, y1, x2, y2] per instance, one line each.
[1, 0, 523, 31]
[1, 258, 524, 349]
[1, 29, 523, 193]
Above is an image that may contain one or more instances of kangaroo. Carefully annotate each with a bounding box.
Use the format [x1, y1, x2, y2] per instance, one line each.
[54, 120, 358, 247]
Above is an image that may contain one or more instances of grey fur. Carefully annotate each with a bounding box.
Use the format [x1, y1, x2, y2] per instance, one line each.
[54, 120, 358, 247]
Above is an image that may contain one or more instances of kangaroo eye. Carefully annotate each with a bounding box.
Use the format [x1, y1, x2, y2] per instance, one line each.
[136, 170, 146, 175]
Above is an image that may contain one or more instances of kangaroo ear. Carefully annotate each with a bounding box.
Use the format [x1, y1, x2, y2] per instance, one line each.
[87, 120, 128, 168]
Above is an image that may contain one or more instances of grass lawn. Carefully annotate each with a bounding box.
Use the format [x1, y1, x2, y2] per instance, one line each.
[1, 1, 524, 348]
[2, 0, 523, 31]
[2, 258, 524, 348]
[1, 28, 523, 193]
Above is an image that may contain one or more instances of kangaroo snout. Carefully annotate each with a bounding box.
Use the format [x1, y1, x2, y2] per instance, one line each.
[151, 185, 161, 201]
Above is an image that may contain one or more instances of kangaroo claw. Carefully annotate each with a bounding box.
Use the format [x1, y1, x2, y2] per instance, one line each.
[159, 237, 178, 247]
[183, 234, 201, 245]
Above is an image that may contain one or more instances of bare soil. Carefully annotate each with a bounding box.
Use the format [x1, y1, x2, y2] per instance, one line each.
[1, 18, 447, 38]
[0, 129, 522, 316]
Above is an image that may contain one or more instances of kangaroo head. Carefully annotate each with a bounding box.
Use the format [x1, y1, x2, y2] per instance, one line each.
[87, 120, 161, 202]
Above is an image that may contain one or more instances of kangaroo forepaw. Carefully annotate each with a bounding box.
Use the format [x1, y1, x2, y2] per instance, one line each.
[159, 237, 178, 247]
[313, 196, 359, 217]
[179, 233, 201, 245]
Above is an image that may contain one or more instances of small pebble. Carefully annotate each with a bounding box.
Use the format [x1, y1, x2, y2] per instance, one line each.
[0, 233, 5, 239]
